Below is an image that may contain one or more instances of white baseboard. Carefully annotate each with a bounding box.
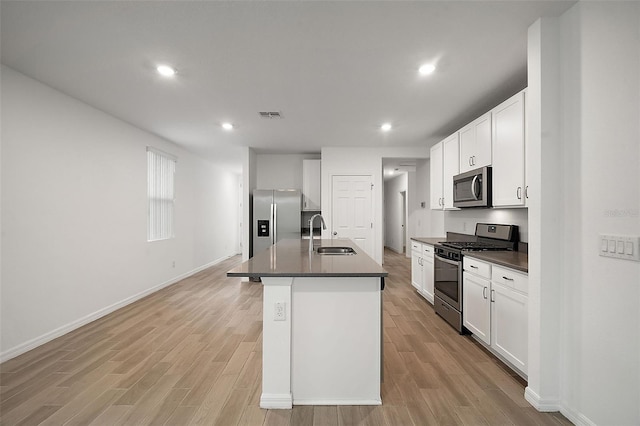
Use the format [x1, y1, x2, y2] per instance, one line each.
[0, 254, 235, 363]
[260, 393, 293, 409]
[524, 387, 560, 411]
[293, 398, 382, 406]
[525, 387, 596, 426]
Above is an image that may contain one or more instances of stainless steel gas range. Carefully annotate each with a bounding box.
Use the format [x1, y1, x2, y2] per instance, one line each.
[433, 223, 518, 333]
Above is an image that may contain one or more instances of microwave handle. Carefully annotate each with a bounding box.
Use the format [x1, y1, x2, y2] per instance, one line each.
[471, 175, 480, 200]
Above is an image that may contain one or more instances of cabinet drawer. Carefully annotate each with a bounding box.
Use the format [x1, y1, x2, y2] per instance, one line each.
[422, 244, 434, 260]
[463, 257, 491, 279]
[411, 241, 422, 252]
[492, 265, 528, 294]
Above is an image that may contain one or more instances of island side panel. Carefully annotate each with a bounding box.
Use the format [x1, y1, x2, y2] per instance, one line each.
[260, 277, 293, 409]
[291, 277, 382, 405]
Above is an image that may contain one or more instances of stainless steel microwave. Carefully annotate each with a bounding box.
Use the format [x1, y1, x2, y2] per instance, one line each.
[452, 166, 492, 208]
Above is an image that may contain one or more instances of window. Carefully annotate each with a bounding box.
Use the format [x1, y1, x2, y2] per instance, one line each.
[147, 147, 176, 241]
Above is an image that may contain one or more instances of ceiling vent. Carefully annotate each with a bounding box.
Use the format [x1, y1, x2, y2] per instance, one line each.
[259, 111, 283, 119]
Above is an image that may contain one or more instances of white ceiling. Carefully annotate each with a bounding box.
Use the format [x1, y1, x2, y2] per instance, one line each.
[0, 1, 575, 173]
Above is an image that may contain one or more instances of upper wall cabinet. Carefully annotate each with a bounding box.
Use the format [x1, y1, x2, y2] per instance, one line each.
[442, 133, 460, 210]
[459, 111, 492, 173]
[492, 90, 526, 207]
[430, 133, 460, 210]
[429, 142, 443, 209]
[302, 159, 321, 211]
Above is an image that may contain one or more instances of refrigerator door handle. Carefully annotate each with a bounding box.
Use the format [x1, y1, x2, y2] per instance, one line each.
[273, 203, 277, 245]
[270, 203, 275, 245]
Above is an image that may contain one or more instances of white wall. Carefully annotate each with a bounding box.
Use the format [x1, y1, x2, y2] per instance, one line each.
[528, 4, 640, 425]
[0, 67, 241, 361]
[256, 153, 320, 190]
[409, 159, 438, 244]
[383, 173, 407, 254]
[321, 146, 429, 264]
[444, 209, 529, 242]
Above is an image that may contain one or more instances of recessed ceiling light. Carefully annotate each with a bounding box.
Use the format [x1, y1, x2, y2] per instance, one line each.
[381, 123, 392, 132]
[222, 122, 234, 131]
[419, 63, 436, 75]
[156, 64, 176, 77]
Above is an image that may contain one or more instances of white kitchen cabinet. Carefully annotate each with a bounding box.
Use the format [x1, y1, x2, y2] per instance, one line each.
[302, 159, 321, 211]
[463, 257, 528, 376]
[410, 241, 434, 304]
[491, 280, 528, 374]
[492, 90, 526, 207]
[431, 134, 459, 211]
[429, 142, 443, 209]
[459, 111, 492, 173]
[463, 258, 491, 345]
[442, 133, 460, 210]
[421, 244, 435, 303]
[410, 241, 422, 291]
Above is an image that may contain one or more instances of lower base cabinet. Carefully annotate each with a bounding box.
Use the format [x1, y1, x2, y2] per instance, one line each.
[491, 281, 528, 374]
[463, 257, 528, 376]
[463, 271, 491, 345]
[421, 245, 434, 303]
[410, 241, 434, 304]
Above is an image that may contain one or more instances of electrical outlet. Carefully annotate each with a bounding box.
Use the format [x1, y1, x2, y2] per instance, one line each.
[274, 302, 286, 321]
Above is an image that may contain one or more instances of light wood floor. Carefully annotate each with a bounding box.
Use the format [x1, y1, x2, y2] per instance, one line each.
[0, 249, 572, 425]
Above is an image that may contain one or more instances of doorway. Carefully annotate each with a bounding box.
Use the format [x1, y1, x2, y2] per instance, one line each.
[331, 175, 374, 258]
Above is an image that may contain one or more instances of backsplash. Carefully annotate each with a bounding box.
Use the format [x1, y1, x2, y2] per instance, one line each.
[444, 208, 528, 242]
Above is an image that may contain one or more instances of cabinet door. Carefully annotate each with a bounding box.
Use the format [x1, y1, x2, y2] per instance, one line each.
[442, 133, 459, 210]
[492, 91, 525, 207]
[474, 112, 492, 169]
[411, 249, 422, 291]
[422, 245, 435, 303]
[302, 159, 321, 211]
[459, 123, 475, 173]
[491, 281, 528, 374]
[463, 272, 491, 345]
[429, 142, 443, 209]
[459, 112, 491, 173]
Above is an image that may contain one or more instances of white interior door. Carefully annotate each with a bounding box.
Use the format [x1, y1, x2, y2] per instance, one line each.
[331, 175, 374, 258]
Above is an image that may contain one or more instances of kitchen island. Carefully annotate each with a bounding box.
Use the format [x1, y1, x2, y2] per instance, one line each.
[227, 239, 387, 409]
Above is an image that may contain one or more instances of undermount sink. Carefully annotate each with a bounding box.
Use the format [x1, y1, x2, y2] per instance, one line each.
[315, 246, 357, 255]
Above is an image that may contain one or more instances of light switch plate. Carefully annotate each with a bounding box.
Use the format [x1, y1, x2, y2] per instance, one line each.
[599, 234, 640, 262]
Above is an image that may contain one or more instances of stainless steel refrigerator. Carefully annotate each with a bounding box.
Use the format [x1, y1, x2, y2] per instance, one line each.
[252, 189, 301, 256]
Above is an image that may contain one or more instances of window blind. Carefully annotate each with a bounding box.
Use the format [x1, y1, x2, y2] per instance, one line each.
[147, 147, 176, 241]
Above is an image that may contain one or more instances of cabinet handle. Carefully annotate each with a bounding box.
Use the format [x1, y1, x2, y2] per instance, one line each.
[483, 287, 487, 299]
[472, 156, 476, 166]
[517, 187, 522, 200]
[469, 265, 478, 269]
[502, 276, 514, 281]
[525, 186, 529, 199]
[469, 157, 473, 167]
[490, 289, 495, 302]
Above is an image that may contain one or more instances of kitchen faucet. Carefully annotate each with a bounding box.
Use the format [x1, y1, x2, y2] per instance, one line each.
[309, 214, 327, 254]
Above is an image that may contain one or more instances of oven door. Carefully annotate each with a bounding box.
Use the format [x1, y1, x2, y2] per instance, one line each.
[434, 254, 462, 311]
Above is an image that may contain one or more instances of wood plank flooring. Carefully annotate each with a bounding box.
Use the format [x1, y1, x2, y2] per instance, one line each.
[0, 249, 572, 425]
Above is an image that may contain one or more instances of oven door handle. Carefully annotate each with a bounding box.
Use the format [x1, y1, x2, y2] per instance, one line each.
[435, 255, 460, 266]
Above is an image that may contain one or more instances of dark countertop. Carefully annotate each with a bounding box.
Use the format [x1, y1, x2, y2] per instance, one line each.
[410, 237, 445, 246]
[411, 235, 528, 273]
[227, 239, 388, 278]
[463, 251, 528, 273]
